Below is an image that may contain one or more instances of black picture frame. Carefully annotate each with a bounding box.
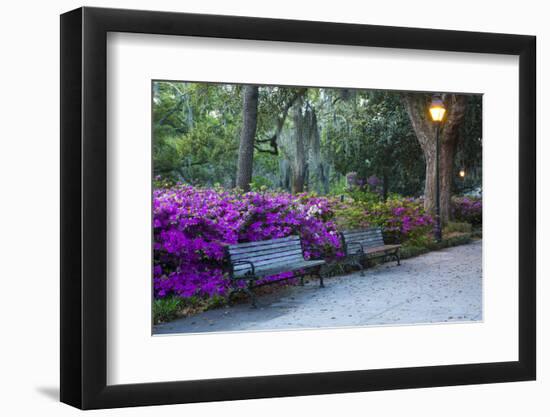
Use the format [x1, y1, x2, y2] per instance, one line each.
[60, 6, 536, 410]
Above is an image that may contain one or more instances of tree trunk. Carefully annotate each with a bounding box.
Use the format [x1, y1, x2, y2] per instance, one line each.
[236, 85, 259, 192]
[319, 163, 331, 195]
[279, 159, 292, 192]
[290, 99, 307, 194]
[402, 93, 467, 224]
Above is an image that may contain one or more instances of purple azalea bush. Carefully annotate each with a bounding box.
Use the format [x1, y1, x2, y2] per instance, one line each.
[153, 183, 477, 302]
[153, 185, 343, 300]
[332, 197, 434, 245]
[452, 196, 482, 226]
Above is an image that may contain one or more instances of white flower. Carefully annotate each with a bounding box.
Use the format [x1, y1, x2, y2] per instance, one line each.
[306, 205, 321, 219]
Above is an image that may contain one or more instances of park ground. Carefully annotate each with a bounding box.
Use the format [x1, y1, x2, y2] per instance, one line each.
[154, 239, 482, 334]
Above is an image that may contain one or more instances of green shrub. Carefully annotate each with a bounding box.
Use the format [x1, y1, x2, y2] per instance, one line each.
[153, 296, 183, 324]
[333, 196, 434, 245]
[400, 233, 471, 260]
[444, 221, 472, 234]
[206, 295, 228, 310]
[250, 176, 273, 191]
[333, 200, 370, 230]
[346, 188, 381, 205]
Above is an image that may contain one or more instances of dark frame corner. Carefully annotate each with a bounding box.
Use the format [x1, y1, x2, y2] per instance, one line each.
[60, 6, 536, 410]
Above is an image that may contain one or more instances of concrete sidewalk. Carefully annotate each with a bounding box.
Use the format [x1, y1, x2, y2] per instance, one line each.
[154, 240, 482, 335]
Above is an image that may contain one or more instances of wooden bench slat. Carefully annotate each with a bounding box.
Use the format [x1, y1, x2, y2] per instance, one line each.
[233, 259, 325, 278]
[347, 239, 385, 248]
[227, 235, 300, 250]
[344, 234, 383, 240]
[343, 228, 382, 236]
[229, 248, 303, 262]
[343, 230, 380, 236]
[365, 244, 401, 254]
[228, 242, 302, 256]
[228, 241, 302, 256]
[343, 230, 383, 240]
[341, 227, 401, 274]
[233, 254, 306, 271]
[347, 235, 384, 242]
[227, 235, 326, 306]
[343, 229, 385, 248]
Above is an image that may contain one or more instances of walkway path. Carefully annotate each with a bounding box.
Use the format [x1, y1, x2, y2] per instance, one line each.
[154, 240, 482, 334]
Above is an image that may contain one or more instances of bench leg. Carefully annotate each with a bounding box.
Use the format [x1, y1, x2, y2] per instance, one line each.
[349, 256, 365, 276]
[358, 257, 366, 276]
[245, 280, 257, 308]
[227, 289, 236, 306]
[229, 279, 257, 308]
[316, 266, 325, 288]
[359, 261, 365, 277]
[395, 250, 401, 266]
[227, 279, 241, 306]
[299, 276, 305, 286]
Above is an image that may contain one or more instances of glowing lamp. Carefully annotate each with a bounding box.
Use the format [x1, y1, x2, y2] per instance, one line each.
[429, 95, 446, 122]
[459, 169, 465, 178]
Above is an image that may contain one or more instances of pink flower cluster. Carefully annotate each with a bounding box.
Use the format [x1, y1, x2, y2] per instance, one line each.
[153, 185, 343, 299]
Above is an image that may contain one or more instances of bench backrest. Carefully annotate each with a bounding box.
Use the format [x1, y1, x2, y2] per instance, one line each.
[227, 235, 305, 276]
[341, 228, 385, 254]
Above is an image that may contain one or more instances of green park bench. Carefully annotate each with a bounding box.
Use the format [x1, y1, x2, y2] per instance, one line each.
[226, 235, 326, 307]
[340, 227, 401, 276]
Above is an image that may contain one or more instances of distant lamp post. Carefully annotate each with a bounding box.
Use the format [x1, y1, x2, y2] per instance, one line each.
[429, 94, 446, 242]
[459, 168, 466, 193]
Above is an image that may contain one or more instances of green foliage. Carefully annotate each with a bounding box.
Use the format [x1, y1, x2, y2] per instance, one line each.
[455, 95, 483, 192]
[322, 91, 425, 197]
[333, 196, 434, 246]
[153, 81, 241, 185]
[345, 187, 382, 205]
[333, 200, 370, 230]
[153, 296, 183, 324]
[363, 197, 434, 245]
[152, 81, 480, 200]
[400, 233, 471, 259]
[153, 293, 229, 323]
[444, 221, 472, 234]
[205, 295, 228, 310]
[250, 176, 274, 191]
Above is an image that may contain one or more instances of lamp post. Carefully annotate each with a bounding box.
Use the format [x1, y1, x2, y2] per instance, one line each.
[459, 168, 466, 193]
[429, 95, 446, 242]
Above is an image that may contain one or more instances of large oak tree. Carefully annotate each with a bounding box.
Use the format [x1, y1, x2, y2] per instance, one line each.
[402, 93, 467, 224]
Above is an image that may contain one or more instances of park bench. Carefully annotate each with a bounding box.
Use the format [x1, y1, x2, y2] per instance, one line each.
[226, 235, 326, 307]
[340, 227, 401, 276]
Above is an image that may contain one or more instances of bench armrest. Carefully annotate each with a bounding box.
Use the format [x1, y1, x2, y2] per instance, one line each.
[346, 240, 365, 254]
[230, 259, 256, 276]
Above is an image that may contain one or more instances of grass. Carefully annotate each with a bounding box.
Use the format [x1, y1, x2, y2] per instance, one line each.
[153, 294, 231, 324]
[153, 296, 184, 324]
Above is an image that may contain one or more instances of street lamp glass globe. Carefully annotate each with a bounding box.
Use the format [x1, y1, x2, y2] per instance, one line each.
[429, 96, 446, 122]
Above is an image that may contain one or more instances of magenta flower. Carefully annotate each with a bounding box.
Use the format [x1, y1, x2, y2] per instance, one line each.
[153, 184, 343, 300]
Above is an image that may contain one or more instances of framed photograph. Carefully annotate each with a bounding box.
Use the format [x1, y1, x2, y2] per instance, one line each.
[60, 6, 536, 410]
